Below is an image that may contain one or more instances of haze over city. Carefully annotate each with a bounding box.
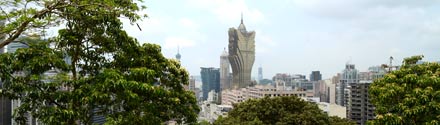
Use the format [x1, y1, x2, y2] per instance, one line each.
[108, 0, 440, 79]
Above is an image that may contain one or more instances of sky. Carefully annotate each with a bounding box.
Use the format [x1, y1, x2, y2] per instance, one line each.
[115, 0, 440, 79]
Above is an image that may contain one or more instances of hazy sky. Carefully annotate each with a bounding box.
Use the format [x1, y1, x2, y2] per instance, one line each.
[114, 0, 440, 79]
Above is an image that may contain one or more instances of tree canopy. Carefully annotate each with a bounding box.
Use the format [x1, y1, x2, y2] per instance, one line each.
[369, 55, 440, 124]
[213, 96, 355, 125]
[0, 0, 198, 124]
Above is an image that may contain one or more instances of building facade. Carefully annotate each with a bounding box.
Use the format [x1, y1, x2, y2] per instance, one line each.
[201, 67, 220, 101]
[258, 66, 263, 82]
[228, 17, 255, 89]
[220, 49, 231, 90]
[347, 66, 385, 124]
[336, 64, 359, 106]
[221, 84, 314, 105]
[310, 71, 322, 81]
[348, 81, 375, 125]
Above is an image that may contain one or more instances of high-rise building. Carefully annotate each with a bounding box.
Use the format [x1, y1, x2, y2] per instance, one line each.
[189, 76, 196, 91]
[201, 67, 220, 101]
[310, 71, 322, 81]
[220, 48, 230, 90]
[228, 15, 255, 89]
[348, 81, 375, 125]
[336, 64, 359, 106]
[258, 66, 263, 82]
[347, 66, 385, 124]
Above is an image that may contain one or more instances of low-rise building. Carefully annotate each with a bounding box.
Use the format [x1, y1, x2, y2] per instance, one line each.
[221, 82, 313, 105]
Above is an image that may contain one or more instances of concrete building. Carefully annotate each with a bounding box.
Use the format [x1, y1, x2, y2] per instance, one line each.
[228, 16, 255, 89]
[272, 73, 307, 88]
[316, 102, 347, 118]
[200, 90, 233, 123]
[221, 88, 247, 105]
[189, 76, 196, 91]
[201, 67, 220, 101]
[221, 83, 314, 105]
[336, 64, 359, 106]
[220, 48, 231, 90]
[310, 71, 322, 81]
[315, 79, 335, 103]
[207, 90, 219, 103]
[348, 80, 375, 125]
[347, 66, 385, 124]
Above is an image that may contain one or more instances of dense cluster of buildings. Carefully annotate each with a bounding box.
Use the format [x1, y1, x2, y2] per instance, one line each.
[192, 17, 389, 125]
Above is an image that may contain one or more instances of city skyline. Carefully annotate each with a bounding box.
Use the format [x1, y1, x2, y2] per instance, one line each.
[46, 0, 440, 79]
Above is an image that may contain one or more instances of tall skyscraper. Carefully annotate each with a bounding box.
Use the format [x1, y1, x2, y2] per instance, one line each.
[201, 67, 220, 101]
[228, 15, 255, 89]
[310, 71, 322, 81]
[258, 66, 263, 81]
[220, 48, 231, 90]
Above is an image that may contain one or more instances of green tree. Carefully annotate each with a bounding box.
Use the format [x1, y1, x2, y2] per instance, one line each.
[0, 0, 146, 48]
[197, 120, 211, 125]
[0, 0, 198, 124]
[369, 55, 440, 124]
[213, 96, 354, 125]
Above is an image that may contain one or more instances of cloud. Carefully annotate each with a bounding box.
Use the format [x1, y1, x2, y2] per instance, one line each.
[289, 0, 437, 19]
[187, 0, 265, 24]
[255, 31, 277, 54]
[164, 37, 196, 49]
[179, 18, 199, 29]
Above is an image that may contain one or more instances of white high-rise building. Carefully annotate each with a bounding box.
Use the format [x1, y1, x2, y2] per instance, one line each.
[220, 48, 230, 90]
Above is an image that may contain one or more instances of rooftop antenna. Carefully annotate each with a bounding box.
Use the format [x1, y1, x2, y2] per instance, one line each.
[389, 56, 393, 72]
[241, 12, 243, 24]
[177, 45, 180, 55]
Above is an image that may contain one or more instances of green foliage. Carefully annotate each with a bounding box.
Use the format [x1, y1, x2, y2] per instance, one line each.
[369, 55, 440, 124]
[329, 116, 356, 125]
[213, 96, 354, 125]
[0, 0, 199, 125]
[0, 0, 147, 48]
[197, 120, 211, 125]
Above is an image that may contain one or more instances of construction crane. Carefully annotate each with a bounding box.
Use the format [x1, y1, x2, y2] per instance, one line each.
[381, 56, 399, 73]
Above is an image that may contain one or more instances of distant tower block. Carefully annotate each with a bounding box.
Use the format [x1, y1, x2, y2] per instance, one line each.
[220, 48, 231, 90]
[228, 14, 256, 89]
[175, 46, 181, 62]
[258, 66, 263, 81]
